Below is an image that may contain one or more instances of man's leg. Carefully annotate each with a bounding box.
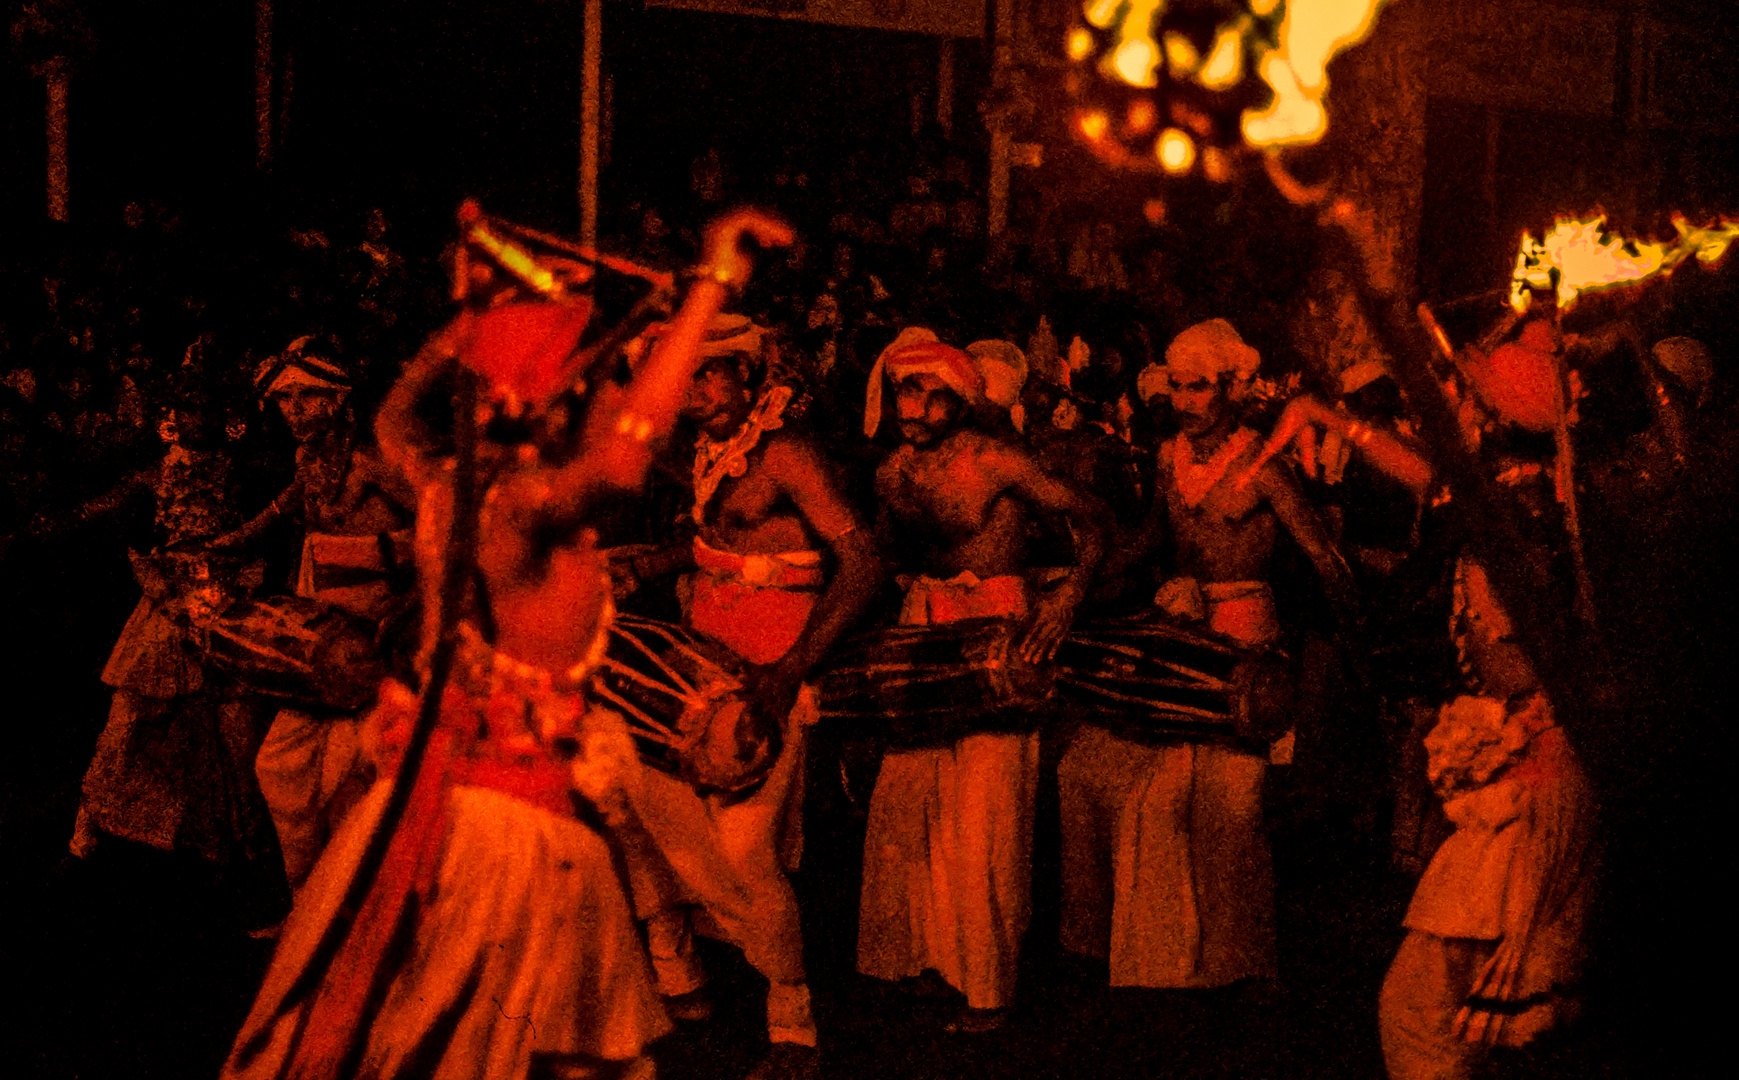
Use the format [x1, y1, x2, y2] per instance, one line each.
[1058, 725, 1164, 961]
[1379, 930, 1487, 1080]
[1107, 743, 1198, 986]
[1189, 743, 1277, 985]
[944, 732, 1039, 1012]
[255, 708, 359, 893]
[707, 713, 815, 1047]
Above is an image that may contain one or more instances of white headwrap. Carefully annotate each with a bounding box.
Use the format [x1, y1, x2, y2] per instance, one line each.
[1164, 318, 1261, 384]
[863, 327, 983, 437]
[1136, 362, 1170, 404]
[254, 335, 351, 397]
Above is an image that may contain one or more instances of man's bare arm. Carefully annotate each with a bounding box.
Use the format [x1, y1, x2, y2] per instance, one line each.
[211, 479, 303, 550]
[989, 441, 1109, 661]
[1254, 456, 1357, 613]
[376, 325, 463, 491]
[761, 436, 883, 690]
[1100, 461, 1168, 581]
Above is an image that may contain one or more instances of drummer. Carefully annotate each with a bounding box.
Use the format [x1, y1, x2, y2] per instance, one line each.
[855, 327, 1107, 1033]
[1057, 318, 1354, 989]
[608, 314, 880, 1079]
[213, 335, 415, 898]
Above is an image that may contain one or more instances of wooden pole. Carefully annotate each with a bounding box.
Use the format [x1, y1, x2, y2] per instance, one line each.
[580, 0, 602, 249]
[255, 0, 274, 169]
[937, 38, 955, 138]
[987, 0, 1013, 241]
[46, 58, 69, 222]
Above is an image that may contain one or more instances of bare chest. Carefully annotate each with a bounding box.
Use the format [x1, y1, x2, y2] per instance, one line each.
[886, 446, 1002, 534]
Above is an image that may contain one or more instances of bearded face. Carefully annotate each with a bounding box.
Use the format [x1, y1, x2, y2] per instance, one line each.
[1168, 374, 1227, 437]
[895, 373, 963, 447]
[682, 356, 751, 439]
[272, 384, 346, 443]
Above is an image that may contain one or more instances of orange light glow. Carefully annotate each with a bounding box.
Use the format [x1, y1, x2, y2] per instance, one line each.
[1201, 145, 1232, 183]
[1112, 36, 1161, 87]
[1164, 31, 1199, 75]
[1078, 110, 1111, 142]
[1067, 27, 1097, 61]
[1081, 0, 1394, 148]
[1126, 99, 1159, 135]
[1510, 213, 1739, 313]
[1157, 128, 1196, 174]
[1200, 25, 1246, 89]
[1242, 0, 1392, 147]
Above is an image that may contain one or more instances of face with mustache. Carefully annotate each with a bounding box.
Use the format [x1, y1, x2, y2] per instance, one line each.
[895, 373, 963, 447]
[1167, 373, 1227, 438]
[681, 356, 752, 440]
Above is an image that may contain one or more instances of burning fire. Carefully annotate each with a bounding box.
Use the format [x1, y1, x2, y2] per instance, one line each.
[1075, 0, 1393, 161]
[1510, 214, 1739, 313]
[1243, 0, 1394, 147]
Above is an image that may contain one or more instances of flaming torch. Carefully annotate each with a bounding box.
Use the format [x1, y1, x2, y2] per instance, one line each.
[1510, 213, 1739, 314]
[1059, 0, 1666, 750]
[1065, 0, 1393, 176]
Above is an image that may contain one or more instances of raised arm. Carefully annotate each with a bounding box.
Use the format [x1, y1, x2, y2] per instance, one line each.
[581, 210, 794, 497]
[1237, 393, 1434, 499]
[211, 478, 303, 551]
[376, 323, 465, 491]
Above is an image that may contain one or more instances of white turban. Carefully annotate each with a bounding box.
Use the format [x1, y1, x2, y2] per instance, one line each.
[254, 335, 350, 397]
[1164, 318, 1260, 384]
[968, 339, 1030, 433]
[863, 327, 983, 437]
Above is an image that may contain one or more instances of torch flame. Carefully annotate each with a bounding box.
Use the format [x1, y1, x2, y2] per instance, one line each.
[1510, 213, 1739, 313]
[1081, 0, 1393, 150]
[1242, 0, 1393, 146]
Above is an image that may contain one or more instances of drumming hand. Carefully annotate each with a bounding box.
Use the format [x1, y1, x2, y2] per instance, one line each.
[604, 552, 641, 601]
[1019, 583, 1082, 664]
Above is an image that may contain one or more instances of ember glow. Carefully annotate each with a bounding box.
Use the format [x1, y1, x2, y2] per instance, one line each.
[1071, 0, 1394, 164]
[1510, 214, 1739, 313]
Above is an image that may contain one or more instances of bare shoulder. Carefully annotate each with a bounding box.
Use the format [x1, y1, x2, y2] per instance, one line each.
[965, 429, 1041, 480]
[759, 429, 829, 477]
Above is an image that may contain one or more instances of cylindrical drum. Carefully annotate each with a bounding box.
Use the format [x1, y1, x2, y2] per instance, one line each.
[817, 616, 1054, 746]
[587, 615, 774, 795]
[205, 596, 386, 712]
[1054, 612, 1293, 745]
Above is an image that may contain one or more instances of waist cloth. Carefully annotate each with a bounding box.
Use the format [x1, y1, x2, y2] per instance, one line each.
[222, 624, 665, 1080]
[1059, 576, 1278, 987]
[686, 536, 823, 666]
[857, 572, 1039, 1010]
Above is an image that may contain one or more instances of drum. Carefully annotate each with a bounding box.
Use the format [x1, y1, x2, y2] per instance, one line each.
[587, 615, 775, 795]
[205, 596, 385, 712]
[817, 616, 1053, 746]
[1054, 612, 1293, 745]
